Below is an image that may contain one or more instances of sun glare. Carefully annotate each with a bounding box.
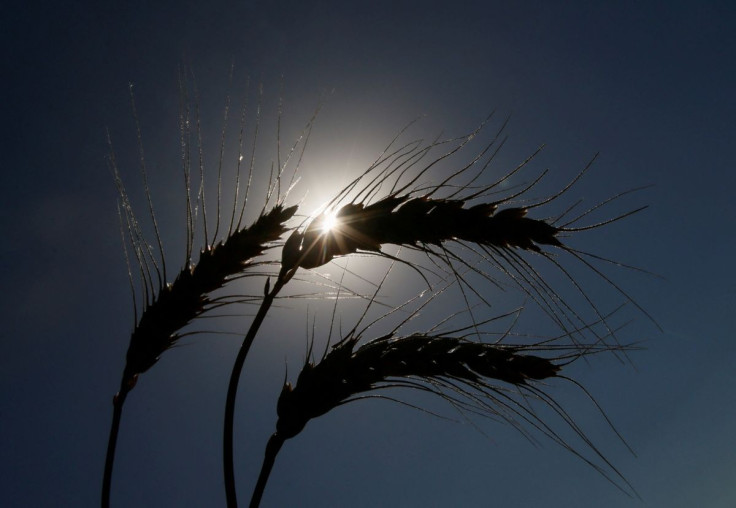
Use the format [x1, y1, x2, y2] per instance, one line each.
[321, 209, 339, 234]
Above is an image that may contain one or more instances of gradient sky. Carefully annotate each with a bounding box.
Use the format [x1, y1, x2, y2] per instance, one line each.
[2, 1, 736, 507]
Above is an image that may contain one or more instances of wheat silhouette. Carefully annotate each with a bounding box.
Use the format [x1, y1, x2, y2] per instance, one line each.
[103, 76, 654, 508]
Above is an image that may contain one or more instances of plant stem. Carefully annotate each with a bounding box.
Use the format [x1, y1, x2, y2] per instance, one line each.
[224, 278, 285, 508]
[101, 381, 131, 508]
[249, 433, 285, 508]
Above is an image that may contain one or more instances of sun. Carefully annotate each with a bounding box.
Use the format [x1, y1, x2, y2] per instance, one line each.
[321, 209, 340, 234]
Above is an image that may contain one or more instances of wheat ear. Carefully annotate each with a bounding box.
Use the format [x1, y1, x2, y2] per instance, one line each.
[103, 74, 314, 507]
[103, 204, 296, 507]
[277, 138, 654, 358]
[280, 195, 559, 275]
[249, 328, 636, 507]
[121, 203, 297, 386]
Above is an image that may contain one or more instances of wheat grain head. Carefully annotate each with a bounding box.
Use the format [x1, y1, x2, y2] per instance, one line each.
[246, 319, 638, 507]
[121, 203, 297, 386]
[104, 75, 316, 508]
[109, 74, 317, 393]
[276, 118, 655, 361]
[275, 332, 563, 440]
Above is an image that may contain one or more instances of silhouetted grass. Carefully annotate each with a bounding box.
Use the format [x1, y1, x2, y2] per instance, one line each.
[104, 77, 653, 508]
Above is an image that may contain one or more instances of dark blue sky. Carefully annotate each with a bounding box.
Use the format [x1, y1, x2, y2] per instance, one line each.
[2, 1, 735, 507]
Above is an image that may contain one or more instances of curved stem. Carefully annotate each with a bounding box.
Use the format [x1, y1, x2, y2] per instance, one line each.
[101, 382, 131, 508]
[224, 278, 285, 508]
[249, 433, 285, 508]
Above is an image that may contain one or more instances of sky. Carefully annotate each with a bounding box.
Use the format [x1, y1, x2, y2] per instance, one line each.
[2, 1, 736, 507]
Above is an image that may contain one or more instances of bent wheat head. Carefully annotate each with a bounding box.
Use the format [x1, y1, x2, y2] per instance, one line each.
[280, 195, 560, 280]
[275, 332, 561, 439]
[122, 204, 297, 386]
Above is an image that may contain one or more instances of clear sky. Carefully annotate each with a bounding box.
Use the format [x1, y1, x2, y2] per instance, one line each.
[2, 1, 736, 507]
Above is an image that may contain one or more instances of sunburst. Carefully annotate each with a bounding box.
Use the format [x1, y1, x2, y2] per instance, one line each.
[321, 208, 340, 234]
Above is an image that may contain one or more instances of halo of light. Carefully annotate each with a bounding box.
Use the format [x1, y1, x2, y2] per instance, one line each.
[321, 209, 340, 234]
